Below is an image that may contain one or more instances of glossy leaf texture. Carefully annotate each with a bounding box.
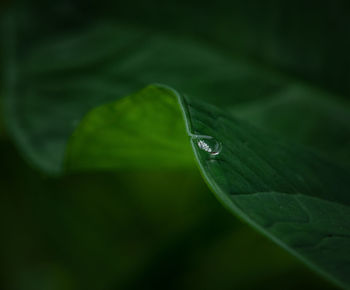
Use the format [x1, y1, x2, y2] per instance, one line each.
[65, 85, 350, 288]
[182, 93, 350, 288]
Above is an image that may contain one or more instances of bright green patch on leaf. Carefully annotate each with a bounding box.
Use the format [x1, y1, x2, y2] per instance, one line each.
[65, 86, 194, 171]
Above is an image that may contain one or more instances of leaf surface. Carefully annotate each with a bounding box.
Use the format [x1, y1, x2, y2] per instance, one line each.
[3, 1, 350, 287]
[66, 85, 350, 288]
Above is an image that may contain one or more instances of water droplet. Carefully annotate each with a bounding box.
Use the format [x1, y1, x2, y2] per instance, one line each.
[191, 135, 222, 156]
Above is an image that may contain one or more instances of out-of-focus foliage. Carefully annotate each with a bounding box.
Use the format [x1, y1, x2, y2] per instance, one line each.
[4, 0, 350, 173]
[1, 0, 350, 289]
[0, 140, 337, 290]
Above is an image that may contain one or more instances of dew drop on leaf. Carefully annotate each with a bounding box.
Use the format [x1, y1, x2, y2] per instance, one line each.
[192, 135, 222, 156]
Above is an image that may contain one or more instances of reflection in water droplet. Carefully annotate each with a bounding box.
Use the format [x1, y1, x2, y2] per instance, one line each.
[191, 134, 222, 157]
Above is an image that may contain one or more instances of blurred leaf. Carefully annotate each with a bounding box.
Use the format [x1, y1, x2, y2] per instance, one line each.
[65, 86, 194, 171]
[66, 85, 350, 288]
[4, 0, 350, 173]
[107, 0, 350, 98]
[8, 0, 350, 97]
[231, 86, 350, 167]
[2, 139, 332, 290]
[2, 18, 285, 172]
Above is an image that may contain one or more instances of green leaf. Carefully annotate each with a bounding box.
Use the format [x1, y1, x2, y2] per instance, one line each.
[1, 134, 333, 290]
[65, 85, 194, 171]
[66, 85, 350, 288]
[4, 8, 350, 172]
[230, 87, 350, 167]
[182, 92, 350, 288]
[4, 0, 350, 173]
[4, 16, 288, 173]
[3, 2, 350, 287]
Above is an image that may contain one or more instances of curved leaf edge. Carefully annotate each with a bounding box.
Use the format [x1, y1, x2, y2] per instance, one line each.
[176, 86, 348, 290]
[4, 79, 348, 288]
[63, 83, 349, 288]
